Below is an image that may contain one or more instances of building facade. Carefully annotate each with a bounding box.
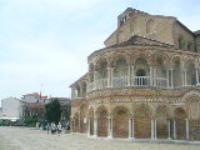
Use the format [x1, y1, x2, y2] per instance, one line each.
[0, 97, 23, 121]
[21, 93, 48, 123]
[70, 8, 200, 141]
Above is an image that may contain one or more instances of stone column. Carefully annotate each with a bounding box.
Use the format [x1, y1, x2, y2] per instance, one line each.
[186, 119, 190, 140]
[150, 66, 154, 86]
[110, 68, 114, 88]
[79, 112, 81, 133]
[170, 68, 174, 89]
[154, 119, 157, 140]
[184, 70, 187, 86]
[132, 117, 135, 140]
[196, 68, 199, 85]
[173, 119, 177, 140]
[168, 120, 171, 140]
[151, 119, 155, 140]
[128, 65, 131, 86]
[107, 67, 111, 88]
[167, 69, 170, 89]
[108, 117, 113, 139]
[129, 118, 132, 139]
[154, 68, 157, 87]
[132, 65, 135, 86]
[94, 117, 98, 137]
[181, 61, 186, 87]
[88, 118, 91, 136]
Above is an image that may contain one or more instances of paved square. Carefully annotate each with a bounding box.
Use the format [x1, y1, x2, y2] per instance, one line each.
[0, 127, 200, 150]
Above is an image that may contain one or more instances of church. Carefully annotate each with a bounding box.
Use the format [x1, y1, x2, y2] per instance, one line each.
[70, 8, 200, 141]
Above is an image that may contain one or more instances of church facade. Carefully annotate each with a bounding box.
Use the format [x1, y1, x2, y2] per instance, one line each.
[70, 8, 200, 141]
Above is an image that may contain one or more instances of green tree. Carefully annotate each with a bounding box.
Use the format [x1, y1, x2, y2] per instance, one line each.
[45, 99, 61, 125]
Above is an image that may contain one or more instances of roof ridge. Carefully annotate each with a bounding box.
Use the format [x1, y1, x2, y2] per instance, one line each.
[124, 35, 174, 47]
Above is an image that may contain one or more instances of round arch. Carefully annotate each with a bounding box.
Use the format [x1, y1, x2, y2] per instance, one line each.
[134, 104, 152, 139]
[112, 106, 130, 138]
[96, 106, 109, 137]
[174, 107, 187, 140]
[113, 56, 128, 77]
[95, 58, 108, 79]
[183, 91, 200, 140]
[171, 56, 182, 87]
[155, 105, 169, 139]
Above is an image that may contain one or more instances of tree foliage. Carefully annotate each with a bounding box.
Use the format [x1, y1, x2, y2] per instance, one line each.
[45, 99, 61, 125]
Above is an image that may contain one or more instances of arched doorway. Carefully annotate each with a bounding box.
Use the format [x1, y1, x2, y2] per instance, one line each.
[174, 108, 187, 140]
[73, 113, 79, 132]
[113, 106, 129, 138]
[134, 104, 151, 139]
[156, 106, 168, 139]
[89, 108, 94, 136]
[97, 106, 108, 137]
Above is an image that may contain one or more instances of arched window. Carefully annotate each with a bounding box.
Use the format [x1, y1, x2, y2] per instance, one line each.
[186, 61, 196, 86]
[75, 85, 81, 97]
[173, 58, 182, 87]
[96, 59, 107, 79]
[114, 57, 127, 77]
[82, 82, 87, 97]
[178, 36, 184, 49]
[135, 58, 149, 86]
[136, 69, 146, 76]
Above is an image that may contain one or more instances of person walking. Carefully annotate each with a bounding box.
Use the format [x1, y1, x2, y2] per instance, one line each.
[57, 122, 62, 135]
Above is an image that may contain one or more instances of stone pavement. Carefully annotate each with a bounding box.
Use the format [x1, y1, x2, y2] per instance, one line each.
[0, 127, 200, 150]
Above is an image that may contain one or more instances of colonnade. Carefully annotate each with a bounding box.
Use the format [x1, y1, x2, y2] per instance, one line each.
[87, 64, 200, 92]
[87, 117, 191, 141]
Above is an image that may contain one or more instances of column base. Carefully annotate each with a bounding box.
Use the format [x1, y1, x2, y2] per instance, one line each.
[107, 135, 113, 139]
[128, 137, 135, 141]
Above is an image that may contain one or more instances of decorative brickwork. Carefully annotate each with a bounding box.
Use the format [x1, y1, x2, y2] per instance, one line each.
[70, 8, 200, 142]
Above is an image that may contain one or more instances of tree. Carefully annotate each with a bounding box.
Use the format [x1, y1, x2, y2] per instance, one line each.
[45, 99, 61, 125]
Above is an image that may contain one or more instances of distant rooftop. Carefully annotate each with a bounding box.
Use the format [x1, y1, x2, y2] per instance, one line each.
[195, 30, 200, 36]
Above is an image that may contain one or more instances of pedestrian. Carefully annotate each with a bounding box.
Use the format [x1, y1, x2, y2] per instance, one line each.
[51, 123, 56, 134]
[46, 123, 50, 134]
[57, 122, 62, 135]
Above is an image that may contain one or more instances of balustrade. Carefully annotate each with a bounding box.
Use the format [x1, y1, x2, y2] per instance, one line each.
[156, 77, 168, 88]
[86, 74, 199, 93]
[87, 76, 171, 92]
[113, 76, 128, 88]
[133, 76, 150, 87]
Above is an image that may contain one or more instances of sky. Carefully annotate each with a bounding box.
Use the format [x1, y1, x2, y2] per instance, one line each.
[0, 0, 200, 105]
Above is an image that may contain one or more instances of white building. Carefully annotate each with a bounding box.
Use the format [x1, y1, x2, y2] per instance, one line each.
[0, 107, 2, 117]
[0, 97, 23, 121]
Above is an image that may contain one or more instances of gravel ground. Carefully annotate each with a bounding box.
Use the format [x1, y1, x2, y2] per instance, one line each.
[0, 127, 200, 150]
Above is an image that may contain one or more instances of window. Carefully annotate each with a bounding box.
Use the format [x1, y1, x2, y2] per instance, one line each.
[178, 36, 184, 49]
